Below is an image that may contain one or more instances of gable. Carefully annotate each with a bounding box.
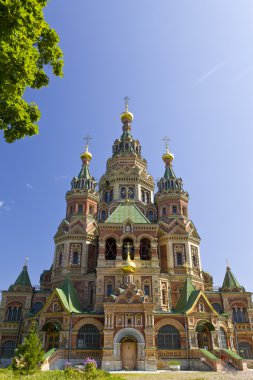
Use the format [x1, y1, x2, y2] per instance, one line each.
[187, 291, 219, 316]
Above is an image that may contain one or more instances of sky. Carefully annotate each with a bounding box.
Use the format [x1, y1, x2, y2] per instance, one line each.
[1, 1, 253, 292]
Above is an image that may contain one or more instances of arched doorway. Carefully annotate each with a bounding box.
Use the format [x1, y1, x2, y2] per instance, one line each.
[196, 321, 214, 350]
[42, 322, 61, 351]
[121, 337, 137, 370]
[113, 328, 146, 371]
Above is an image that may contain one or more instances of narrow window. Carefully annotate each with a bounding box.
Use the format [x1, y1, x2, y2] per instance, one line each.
[72, 251, 79, 265]
[144, 284, 150, 296]
[78, 204, 83, 214]
[176, 252, 183, 266]
[162, 207, 166, 216]
[172, 205, 177, 214]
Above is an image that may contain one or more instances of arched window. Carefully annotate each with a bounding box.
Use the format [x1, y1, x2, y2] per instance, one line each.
[72, 251, 79, 265]
[100, 209, 107, 221]
[212, 303, 222, 314]
[219, 328, 227, 348]
[5, 306, 22, 322]
[122, 239, 134, 260]
[76, 324, 101, 349]
[238, 342, 253, 359]
[106, 284, 113, 296]
[105, 238, 117, 260]
[157, 325, 181, 349]
[232, 308, 249, 323]
[140, 239, 151, 260]
[2, 340, 16, 358]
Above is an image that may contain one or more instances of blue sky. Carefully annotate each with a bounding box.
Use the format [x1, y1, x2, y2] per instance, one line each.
[1, 1, 253, 292]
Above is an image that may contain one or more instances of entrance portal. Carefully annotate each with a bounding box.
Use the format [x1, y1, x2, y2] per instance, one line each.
[42, 322, 61, 351]
[196, 321, 214, 350]
[121, 338, 137, 370]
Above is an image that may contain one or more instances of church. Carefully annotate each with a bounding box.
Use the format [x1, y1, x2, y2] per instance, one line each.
[0, 101, 252, 371]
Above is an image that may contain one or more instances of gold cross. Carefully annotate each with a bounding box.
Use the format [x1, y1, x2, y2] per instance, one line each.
[162, 136, 170, 152]
[83, 135, 92, 150]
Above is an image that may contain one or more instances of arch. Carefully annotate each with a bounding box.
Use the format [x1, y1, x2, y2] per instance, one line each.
[238, 341, 253, 359]
[1, 340, 16, 358]
[195, 320, 215, 332]
[102, 233, 120, 243]
[73, 317, 104, 332]
[155, 318, 185, 333]
[157, 325, 181, 349]
[76, 324, 101, 349]
[42, 320, 62, 332]
[232, 307, 249, 323]
[119, 234, 137, 244]
[114, 328, 145, 344]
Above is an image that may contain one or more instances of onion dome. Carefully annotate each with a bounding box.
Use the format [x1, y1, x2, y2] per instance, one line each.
[162, 140, 174, 164]
[81, 144, 92, 163]
[122, 245, 136, 274]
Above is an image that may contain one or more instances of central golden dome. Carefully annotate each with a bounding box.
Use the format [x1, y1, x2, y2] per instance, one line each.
[122, 249, 136, 274]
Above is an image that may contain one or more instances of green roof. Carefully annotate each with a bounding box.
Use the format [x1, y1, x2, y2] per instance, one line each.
[174, 277, 200, 312]
[105, 203, 150, 224]
[221, 266, 242, 291]
[56, 277, 82, 313]
[164, 165, 176, 180]
[9, 265, 32, 290]
[78, 164, 91, 180]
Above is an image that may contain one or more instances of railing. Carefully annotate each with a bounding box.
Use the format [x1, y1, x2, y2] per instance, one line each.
[0, 322, 19, 329]
[157, 349, 186, 359]
[219, 348, 247, 371]
[191, 348, 222, 371]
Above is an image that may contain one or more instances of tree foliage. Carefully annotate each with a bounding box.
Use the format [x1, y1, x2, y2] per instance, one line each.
[12, 325, 44, 374]
[0, 0, 63, 143]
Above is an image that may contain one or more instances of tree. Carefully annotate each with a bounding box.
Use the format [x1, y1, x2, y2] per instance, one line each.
[12, 324, 44, 374]
[0, 0, 63, 143]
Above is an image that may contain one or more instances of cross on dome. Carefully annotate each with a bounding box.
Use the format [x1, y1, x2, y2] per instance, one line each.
[124, 96, 130, 112]
[162, 136, 170, 153]
[83, 135, 92, 150]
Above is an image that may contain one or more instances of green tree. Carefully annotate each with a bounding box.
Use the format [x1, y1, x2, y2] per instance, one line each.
[0, 0, 63, 143]
[12, 325, 44, 374]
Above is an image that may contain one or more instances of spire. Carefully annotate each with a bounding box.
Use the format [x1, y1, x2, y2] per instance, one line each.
[112, 98, 141, 157]
[71, 136, 96, 191]
[9, 263, 32, 291]
[157, 137, 183, 192]
[221, 265, 243, 292]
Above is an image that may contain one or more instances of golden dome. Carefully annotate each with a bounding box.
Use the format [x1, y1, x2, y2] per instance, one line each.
[162, 151, 174, 162]
[81, 145, 92, 161]
[120, 111, 134, 123]
[122, 251, 136, 274]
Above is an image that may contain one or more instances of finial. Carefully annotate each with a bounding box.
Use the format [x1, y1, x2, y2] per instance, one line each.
[81, 135, 93, 162]
[121, 96, 133, 123]
[83, 135, 92, 151]
[24, 257, 29, 267]
[124, 96, 130, 112]
[162, 136, 170, 153]
[226, 258, 230, 270]
[162, 136, 174, 163]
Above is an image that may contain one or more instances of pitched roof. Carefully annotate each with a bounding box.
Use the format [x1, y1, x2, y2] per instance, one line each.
[174, 277, 200, 312]
[9, 265, 32, 290]
[105, 203, 150, 224]
[56, 277, 82, 313]
[221, 266, 243, 292]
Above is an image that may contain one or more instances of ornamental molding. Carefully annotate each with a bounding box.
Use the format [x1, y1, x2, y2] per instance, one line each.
[73, 317, 104, 332]
[154, 317, 185, 332]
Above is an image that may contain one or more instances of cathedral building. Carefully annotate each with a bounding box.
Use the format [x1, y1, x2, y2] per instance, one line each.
[0, 102, 252, 371]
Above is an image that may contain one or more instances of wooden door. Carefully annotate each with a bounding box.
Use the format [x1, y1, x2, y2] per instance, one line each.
[121, 342, 137, 370]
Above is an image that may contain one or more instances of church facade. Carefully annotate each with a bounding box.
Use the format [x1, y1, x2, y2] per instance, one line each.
[0, 103, 253, 371]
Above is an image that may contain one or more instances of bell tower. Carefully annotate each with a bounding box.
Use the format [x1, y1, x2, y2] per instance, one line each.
[155, 139, 203, 308]
[50, 140, 99, 309]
